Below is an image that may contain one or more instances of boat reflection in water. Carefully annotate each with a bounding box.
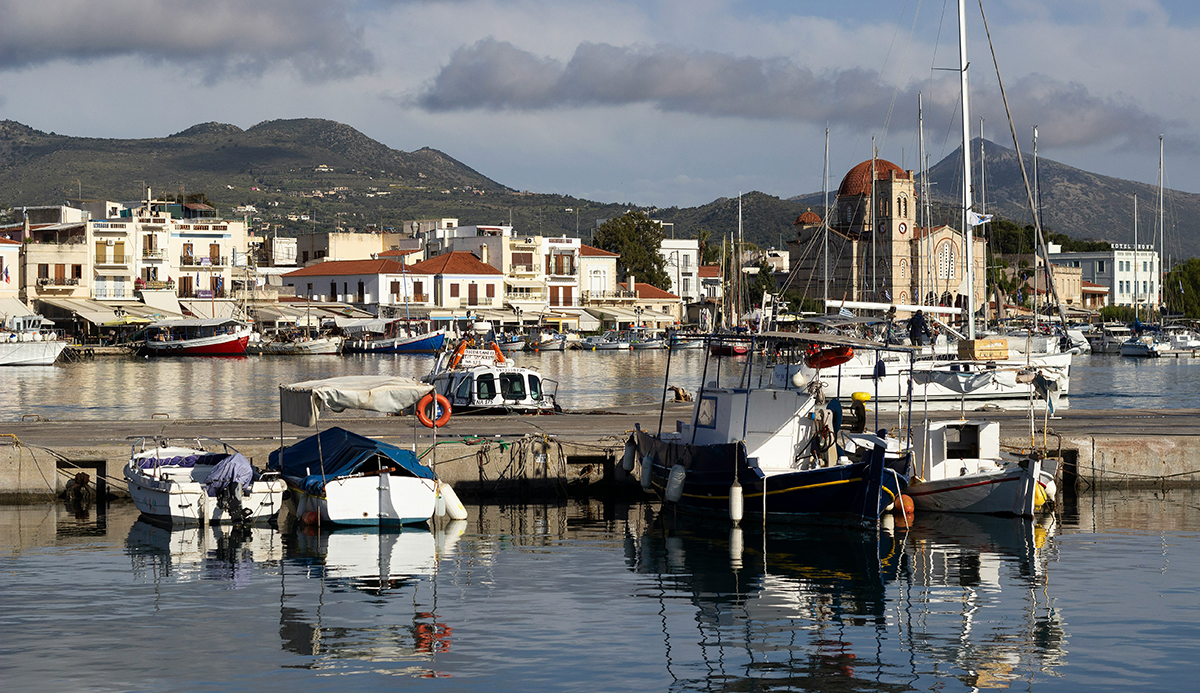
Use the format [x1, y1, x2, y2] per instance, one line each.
[278, 522, 466, 676]
[125, 519, 283, 585]
[629, 510, 1065, 690]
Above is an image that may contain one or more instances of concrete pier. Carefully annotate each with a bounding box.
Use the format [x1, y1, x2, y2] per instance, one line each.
[2, 404, 1199, 500]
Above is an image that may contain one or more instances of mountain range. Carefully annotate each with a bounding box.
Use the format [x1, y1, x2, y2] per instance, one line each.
[1, 119, 1197, 261]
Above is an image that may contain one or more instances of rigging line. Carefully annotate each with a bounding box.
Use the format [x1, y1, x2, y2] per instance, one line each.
[977, 0, 1066, 323]
[881, 0, 923, 148]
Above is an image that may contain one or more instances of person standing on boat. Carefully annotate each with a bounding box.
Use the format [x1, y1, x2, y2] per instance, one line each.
[909, 310, 932, 346]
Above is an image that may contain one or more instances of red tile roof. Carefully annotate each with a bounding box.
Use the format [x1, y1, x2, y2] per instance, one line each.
[282, 259, 411, 277]
[636, 282, 679, 300]
[837, 158, 909, 197]
[794, 210, 822, 225]
[407, 250, 502, 275]
[580, 244, 619, 257]
[698, 265, 721, 278]
[1082, 281, 1110, 290]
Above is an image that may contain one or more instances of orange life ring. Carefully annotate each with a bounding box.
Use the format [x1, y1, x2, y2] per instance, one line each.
[490, 342, 506, 364]
[805, 345, 854, 370]
[416, 393, 452, 428]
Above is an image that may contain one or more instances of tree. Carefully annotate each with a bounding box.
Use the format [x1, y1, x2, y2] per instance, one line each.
[594, 211, 671, 290]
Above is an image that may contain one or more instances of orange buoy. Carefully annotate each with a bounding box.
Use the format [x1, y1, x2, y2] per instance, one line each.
[302, 510, 319, 525]
[900, 494, 915, 516]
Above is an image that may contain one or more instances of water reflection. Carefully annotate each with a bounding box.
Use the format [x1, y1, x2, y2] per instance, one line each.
[276, 522, 466, 677]
[628, 510, 1064, 691]
[125, 519, 282, 587]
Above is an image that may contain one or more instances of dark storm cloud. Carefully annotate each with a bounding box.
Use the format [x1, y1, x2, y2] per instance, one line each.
[0, 0, 374, 81]
[418, 39, 1183, 150]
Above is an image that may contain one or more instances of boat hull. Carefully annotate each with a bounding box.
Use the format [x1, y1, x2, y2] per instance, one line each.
[144, 333, 250, 356]
[907, 459, 1042, 516]
[291, 473, 438, 525]
[124, 462, 284, 524]
[0, 339, 67, 365]
[249, 337, 343, 355]
[345, 330, 445, 354]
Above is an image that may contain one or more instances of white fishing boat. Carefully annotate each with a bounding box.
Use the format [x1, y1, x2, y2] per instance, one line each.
[248, 331, 344, 355]
[1087, 323, 1132, 354]
[124, 438, 285, 524]
[1119, 333, 1165, 358]
[426, 338, 559, 414]
[272, 375, 467, 526]
[907, 419, 1053, 517]
[524, 329, 567, 351]
[580, 330, 631, 350]
[0, 312, 67, 365]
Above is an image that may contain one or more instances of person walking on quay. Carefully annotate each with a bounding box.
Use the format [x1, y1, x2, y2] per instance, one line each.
[909, 310, 932, 346]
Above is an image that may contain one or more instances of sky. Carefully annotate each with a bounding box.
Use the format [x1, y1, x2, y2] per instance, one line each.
[1, 0, 1198, 209]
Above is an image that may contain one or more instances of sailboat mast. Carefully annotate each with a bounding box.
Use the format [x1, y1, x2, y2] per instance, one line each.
[1159, 134, 1165, 317]
[980, 117, 989, 331]
[958, 0, 976, 339]
[871, 138, 877, 298]
[738, 194, 744, 325]
[1133, 193, 1139, 322]
[1032, 126, 1039, 332]
[918, 95, 926, 306]
[823, 128, 830, 312]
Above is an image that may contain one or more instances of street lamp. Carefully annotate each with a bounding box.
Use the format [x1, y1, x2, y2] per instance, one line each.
[635, 305, 643, 328]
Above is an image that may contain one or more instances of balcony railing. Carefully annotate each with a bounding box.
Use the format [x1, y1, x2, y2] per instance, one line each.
[37, 277, 80, 287]
[505, 292, 546, 301]
[510, 264, 537, 274]
[142, 248, 167, 259]
[181, 255, 228, 267]
[94, 254, 130, 265]
[392, 293, 429, 303]
[92, 289, 130, 299]
[136, 279, 176, 290]
[582, 290, 637, 301]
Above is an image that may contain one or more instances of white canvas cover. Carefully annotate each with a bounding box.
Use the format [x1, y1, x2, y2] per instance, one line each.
[280, 375, 434, 427]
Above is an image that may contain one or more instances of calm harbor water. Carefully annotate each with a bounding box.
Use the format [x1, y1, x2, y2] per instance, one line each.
[0, 351, 1196, 421]
[3, 490, 1200, 691]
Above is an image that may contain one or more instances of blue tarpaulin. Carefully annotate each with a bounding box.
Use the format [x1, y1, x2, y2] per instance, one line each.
[267, 427, 435, 495]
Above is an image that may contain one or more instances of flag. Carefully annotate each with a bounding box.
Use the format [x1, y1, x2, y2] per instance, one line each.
[839, 306, 853, 318]
[2, 267, 8, 283]
[967, 211, 994, 226]
[883, 289, 891, 301]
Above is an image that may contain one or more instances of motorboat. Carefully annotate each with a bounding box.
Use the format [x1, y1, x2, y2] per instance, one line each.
[272, 375, 467, 526]
[426, 338, 559, 414]
[1087, 323, 1132, 354]
[580, 330, 630, 350]
[631, 331, 909, 528]
[0, 313, 67, 365]
[524, 329, 567, 352]
[907, 419, 1054, 517]
[494, 333, 527, 354]
[1165, 324, 1200, 350]
[124, 437, 285, 524]
[630, 329, 667, 350]
[248, 330, 343, 355]
[344, 319, 446, 354]
[1119, 334, 1164, 358]
[142, 318, 252, 356]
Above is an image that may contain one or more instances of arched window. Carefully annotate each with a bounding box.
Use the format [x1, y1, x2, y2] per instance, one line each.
[899, 259, 908, 279]
[899, 292, 908, 304]
[937, 241, 956, 280]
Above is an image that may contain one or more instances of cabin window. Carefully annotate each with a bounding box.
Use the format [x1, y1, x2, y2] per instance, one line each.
[696, 397, 717, 428]
[455, 376, 472, 401]
[529, 375, 541, 401]
[500, 373, 526, 400]
[476, 374, 496, 400]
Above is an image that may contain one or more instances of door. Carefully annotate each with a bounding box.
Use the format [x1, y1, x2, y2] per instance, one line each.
[562, 286, 573, 307]
[209, 243, 221, 263]
[468, 283, 478, 306]
[54, 264, 65, 285]
[549, 285, 560, 307]
[113, 242, 125, 264]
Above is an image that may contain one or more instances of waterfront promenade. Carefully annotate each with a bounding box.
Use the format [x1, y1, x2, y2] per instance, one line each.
[2, 404, 1199, 499]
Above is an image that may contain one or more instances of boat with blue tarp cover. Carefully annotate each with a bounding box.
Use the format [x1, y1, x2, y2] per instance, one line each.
[273, 375, 467, 526]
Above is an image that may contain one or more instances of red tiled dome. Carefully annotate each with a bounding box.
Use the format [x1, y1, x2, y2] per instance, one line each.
[837, 159, 909, 197]
[794, 210, 822, 226]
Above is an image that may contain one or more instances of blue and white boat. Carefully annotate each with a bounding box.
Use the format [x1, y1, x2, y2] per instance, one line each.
[344, 319, 446, 354]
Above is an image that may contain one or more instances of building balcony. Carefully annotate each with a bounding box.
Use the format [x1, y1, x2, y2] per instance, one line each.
[93, 288, 130, 299]
[135, 278, 175, 290]
[142, 248, 167, 259]
[181, 255, 228, 267]
[37, 277, 80, 287]
[94, 254, 130, 265]
[391, 293, 429, 304]
[582, 289, 637, 302]
[505, 291, 547, 302]
[510, 264, 538, 275]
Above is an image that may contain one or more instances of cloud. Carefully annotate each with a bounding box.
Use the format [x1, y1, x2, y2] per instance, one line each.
[0, 0, 374, 81]
[418, 38, 1189, 153]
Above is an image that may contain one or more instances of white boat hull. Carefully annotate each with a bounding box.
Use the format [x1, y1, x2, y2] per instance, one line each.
[294, 472, 438, 526]
[250, 336, 343, 355]
[0, 339, 67, 365]
[124, 462, 285, 524]
[908, 459, 1042, 516]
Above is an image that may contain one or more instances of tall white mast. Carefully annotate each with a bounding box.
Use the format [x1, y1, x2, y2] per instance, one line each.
[823, 129, 830, 311]
[918, 94, 927, 306]
[1159, 134, 1165, 316]
[1133, 193, 1139, 322]
[958, 0, 976, 339]
[1032, 126, 1039, 332]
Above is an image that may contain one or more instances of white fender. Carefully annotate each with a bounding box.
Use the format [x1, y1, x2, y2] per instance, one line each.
[664, 464, 687, 503]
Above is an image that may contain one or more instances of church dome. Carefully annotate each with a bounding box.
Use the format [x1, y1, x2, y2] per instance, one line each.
[837, 159, 909, 197]
[794, 210, 822, 226]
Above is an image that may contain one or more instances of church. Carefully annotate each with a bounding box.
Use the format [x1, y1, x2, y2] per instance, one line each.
[788, 157, 986, 314]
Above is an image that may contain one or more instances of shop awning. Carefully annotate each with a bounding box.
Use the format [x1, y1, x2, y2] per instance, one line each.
[138, 290, 184, 318]
[37, 298, 118, 326]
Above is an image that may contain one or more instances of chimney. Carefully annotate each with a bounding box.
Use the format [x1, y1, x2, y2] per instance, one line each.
[480, 244, 489, 265]
[627, 274, 635, 293]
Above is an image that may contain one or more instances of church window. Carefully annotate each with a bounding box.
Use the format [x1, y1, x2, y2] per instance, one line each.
[937, 241, 956, 280]
[899, 259, 907, 279]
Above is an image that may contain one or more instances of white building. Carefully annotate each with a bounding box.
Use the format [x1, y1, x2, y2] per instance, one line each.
[1049, 243, 1159, 309]
[659, 239, 700, 304]
[281, 258, 434, 308]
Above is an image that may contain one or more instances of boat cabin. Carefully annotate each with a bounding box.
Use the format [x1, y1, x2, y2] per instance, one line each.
[917, 420, 1002, 480]
[676, 387, 817, 472]
[432, 365, 557, 414]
